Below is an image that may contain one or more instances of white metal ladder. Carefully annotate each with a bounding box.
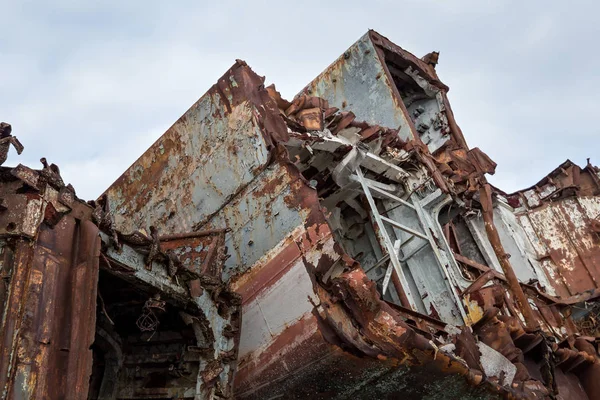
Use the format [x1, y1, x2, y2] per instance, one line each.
[355, 167, 469, 323]
[354, 167, 450, 302]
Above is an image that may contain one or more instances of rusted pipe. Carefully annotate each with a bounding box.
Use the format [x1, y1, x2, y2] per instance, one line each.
[159, 229, 228, 242]
[479, 184, 540, 331]
[461, 269, 496, 296]
[454, 252, 504, 278]
[391, 269, 412, 309]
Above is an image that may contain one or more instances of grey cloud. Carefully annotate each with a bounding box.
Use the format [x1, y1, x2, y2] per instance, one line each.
[2, 0, 599, 199]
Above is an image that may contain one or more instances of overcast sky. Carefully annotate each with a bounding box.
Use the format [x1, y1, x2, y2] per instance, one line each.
[2, 1, 599, 200]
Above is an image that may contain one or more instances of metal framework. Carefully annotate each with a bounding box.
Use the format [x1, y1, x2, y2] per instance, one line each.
[356, 167, 468, 324]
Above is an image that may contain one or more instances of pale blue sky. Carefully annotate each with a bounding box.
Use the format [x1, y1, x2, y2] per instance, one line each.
[2, 1, 599, 199]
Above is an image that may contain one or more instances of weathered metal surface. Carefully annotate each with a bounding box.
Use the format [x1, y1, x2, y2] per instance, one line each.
[381, 190, 469, 325]
[300, 31, 462, 154]
[230, 52, 600, 398]
[3, 29, 600, 400]
[270, 31, 600, 399]
[0, 136, 240, 398]
[97, 225, 240, 399]
[478, 184, 539, 330]
[0, 168, 99, 399]
[0, 123, 24, 166]
[97, 56, 532, 398]
[299, 32, 414, 142]
[104, 61, 285, 237]
[519, 196, 600, 296]
[464, 202, 555, 294]
[496, 160, 600, 298]
[230, 210, 498, 398]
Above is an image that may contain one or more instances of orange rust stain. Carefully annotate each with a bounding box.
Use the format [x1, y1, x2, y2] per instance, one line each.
[251, 172, 287, 199]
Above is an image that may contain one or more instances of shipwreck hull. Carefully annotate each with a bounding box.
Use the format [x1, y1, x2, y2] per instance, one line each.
[101, 57, 588, 398]
[0, 161, 241, 398]
[2, 29, 600, 400]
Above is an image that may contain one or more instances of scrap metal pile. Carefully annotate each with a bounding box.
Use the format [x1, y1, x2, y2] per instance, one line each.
[1, 30, 600, 399]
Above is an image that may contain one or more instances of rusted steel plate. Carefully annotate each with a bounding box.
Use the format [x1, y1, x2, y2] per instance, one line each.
[520, 197, 600, 296]
[160, 232, 225, 276]
[199, 162, 314, 280]
[0, 217, 100, 399]
[299, 32, 414, 141]
[104, 61, 286, 236]
[223, 158, 511, 398]
[0, 29, 594, 400]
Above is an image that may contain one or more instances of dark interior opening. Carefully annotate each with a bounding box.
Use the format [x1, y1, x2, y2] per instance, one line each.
[88, 270, 200, 400]
[381, 50, 433, 109]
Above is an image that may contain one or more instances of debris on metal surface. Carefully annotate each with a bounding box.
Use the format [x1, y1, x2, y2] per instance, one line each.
[135, 295, 166, 332]
[2, 29, 600, 399]
[0, 131, 240, 398]
[0, 123, 23, 166]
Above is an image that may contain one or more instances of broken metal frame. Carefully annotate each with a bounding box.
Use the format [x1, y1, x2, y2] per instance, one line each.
[99, 231, 240, 399]
[356, 167, 469, 323]
[2, 28, 599, 399]
[284, 110, 475, 323]
[355, 167, 418, 309]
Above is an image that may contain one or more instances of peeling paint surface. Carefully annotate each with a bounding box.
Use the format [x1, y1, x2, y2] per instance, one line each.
[3, 31, 600, 400]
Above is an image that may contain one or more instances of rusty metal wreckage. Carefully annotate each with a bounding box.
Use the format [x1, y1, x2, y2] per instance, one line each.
[1, 30, 600, 400]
